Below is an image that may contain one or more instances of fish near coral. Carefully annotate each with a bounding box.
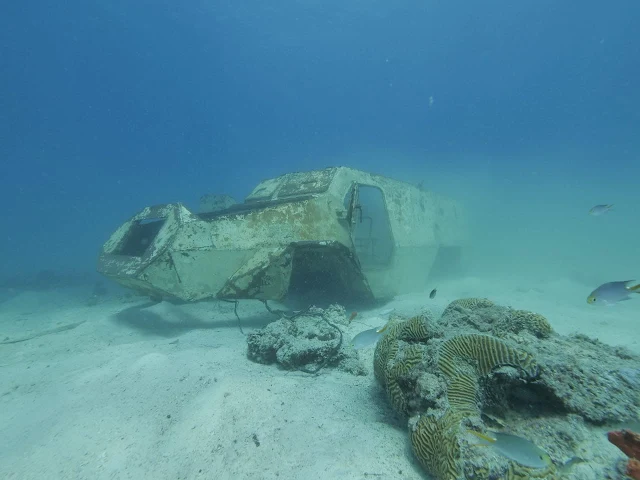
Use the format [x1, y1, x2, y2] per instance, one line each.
[467, 429, 552, 469]
[411, 411, 462, 480]
[587, 280, 640, 306]
[350, 322, 391, 350]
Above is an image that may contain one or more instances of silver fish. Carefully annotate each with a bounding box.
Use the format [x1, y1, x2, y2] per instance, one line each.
[589, 204, 613, 216]
[350, 322, 390, 350]
[468, 430, 551, 469]
[587, 280, 640, 305]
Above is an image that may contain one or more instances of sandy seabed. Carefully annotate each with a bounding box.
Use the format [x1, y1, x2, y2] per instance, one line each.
[0, 275, 637, 480]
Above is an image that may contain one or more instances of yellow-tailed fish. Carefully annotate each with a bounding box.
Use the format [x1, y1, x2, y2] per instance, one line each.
[467, 430, 552, 469]
[350, 321, 391, 350]
[589, 204, 614, 216]
[587, 280, 640, 305]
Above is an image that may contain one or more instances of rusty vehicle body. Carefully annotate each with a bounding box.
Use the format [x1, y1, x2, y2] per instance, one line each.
[97, 167, 467, 306]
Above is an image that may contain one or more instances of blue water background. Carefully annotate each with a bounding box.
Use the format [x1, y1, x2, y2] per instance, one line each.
[1, 0, 639, 285]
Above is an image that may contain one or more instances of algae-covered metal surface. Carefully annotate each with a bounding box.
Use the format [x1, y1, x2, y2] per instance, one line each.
[97, 167, 468, 305]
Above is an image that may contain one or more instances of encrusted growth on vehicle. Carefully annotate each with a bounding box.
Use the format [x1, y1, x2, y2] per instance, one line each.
[97, 167, 467, 305]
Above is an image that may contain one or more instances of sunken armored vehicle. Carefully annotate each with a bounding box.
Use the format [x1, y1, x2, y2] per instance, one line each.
[97, 167, 468, 307]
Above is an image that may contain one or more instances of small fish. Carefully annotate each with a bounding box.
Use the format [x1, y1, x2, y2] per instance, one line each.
[481, 412, 508, 429]
[589, 204, 614, 216]
[350, 322, 390, 350]
[558, 456, 586, 473]
[429, 288, 437, 299]
[467, 430, 552, 469]
[348, 311, 358, 323]
[587, 280, 640, 305]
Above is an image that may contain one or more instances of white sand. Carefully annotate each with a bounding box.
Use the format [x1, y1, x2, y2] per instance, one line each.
[0, 276, 636, 479]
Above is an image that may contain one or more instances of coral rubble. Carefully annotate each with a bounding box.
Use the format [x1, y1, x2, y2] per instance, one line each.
[246, 305, 366, 375]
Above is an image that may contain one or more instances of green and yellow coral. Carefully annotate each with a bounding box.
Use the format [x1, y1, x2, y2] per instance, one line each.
[411, 410, 464, 480]
[385, 345, 423, 413]
[373, 325, 399, 385]
[438, 334, 539, 380]
[462, 458, 558, 480]
[396, 315, 430, 341]
[494, 309, 553, 339]
[374, 315, 430, 384]
[410, 333, 540, 479]
[373, 315, 430, 415]
[374, 306, 548, 480]
[446, 370, 481, 416]
[505, 463, 557, 480]
[442, 297, 494, 317]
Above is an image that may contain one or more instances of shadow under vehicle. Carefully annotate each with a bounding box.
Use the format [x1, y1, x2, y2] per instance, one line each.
[97, 166, 468, 308]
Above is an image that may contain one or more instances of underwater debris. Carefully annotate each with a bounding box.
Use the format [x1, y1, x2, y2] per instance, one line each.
[0, 320, 87, 345]
[97, 167, 467, 306]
